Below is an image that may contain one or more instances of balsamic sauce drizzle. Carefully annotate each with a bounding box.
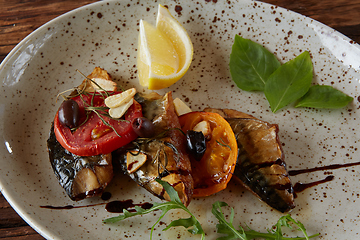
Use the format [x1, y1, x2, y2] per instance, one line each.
[40, 203, 104, 210]
[293, 176, 335, 193]
[41, 161, 360, 211]
[289, 161, 360, 176]
[289, 160, 360, 194]
[40, 192, 153, 213]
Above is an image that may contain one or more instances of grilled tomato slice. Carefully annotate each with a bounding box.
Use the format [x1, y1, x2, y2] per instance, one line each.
[54, 93, 142, 156]
[179, 111, 238, 197]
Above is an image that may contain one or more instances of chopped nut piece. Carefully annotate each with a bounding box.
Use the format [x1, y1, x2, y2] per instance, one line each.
[109, 98, 134, 119]
[105, 88, 136, 108]
[173, 97, 192, 116]
[193, 120, 211, 138]
[126, 151, 147, 174]
[76, 67, 117, 94]
[91, 77, 117, 92]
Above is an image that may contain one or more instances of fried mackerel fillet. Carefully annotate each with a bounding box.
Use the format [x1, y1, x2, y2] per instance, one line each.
[204, 108, 295, 213]
[47, 126, 114, 201]
[114, 92, 194, 206]
[47, 67, 116, 201]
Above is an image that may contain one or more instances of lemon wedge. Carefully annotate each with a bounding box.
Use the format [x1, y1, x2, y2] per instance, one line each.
[137, 4, 193, 90]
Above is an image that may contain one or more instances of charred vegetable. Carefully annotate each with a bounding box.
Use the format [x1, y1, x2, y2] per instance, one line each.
[204, 108, 295, 213]
[179, 111, 238, 198]
[114, 92, 194, 206]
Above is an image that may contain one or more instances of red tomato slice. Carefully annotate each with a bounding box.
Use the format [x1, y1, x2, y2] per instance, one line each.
[54, 92, 142, 156]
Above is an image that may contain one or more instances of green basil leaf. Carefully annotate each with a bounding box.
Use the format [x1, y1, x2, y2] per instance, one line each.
[264, 51, 313, 113]
[295, 85, 353, 108]
[229, 35, 281, 91]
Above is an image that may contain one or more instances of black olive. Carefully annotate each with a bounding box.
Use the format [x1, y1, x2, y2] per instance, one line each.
[132, 117, 155, 138]
[58, 99, 80, 129]
[186, 130, 206, 161]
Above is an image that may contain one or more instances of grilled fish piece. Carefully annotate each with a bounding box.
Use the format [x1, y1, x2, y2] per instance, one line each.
[114, 92, 194, 206]
[204, 108, 295, 212]
[47, 125, 113, 201]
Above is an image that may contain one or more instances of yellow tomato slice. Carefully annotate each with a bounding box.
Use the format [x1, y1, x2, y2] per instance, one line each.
[179, 112, 238, 197]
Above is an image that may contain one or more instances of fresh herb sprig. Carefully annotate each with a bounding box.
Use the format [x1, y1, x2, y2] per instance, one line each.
[216, 137, 232, 150]
[103, 179, 205, 240]
[103, 181, 319, 240]
[229, 35, 353, 112]
[56, 70, 128, 137]
[212, 201, 320, 240]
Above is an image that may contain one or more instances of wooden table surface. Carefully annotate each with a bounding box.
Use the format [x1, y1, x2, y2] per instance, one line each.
[1, 0, 359, 239]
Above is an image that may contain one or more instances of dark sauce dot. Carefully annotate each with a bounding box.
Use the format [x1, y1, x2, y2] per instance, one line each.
[105, 200, 134, 213]
[101, 192, 112, 201]
[105, 200, 153, 213]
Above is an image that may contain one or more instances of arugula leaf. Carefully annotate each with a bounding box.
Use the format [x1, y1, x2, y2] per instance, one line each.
[103, 179, 205, 240]
[212, 201, 320, 240]
[229, 35, 281, 91]
[264, 51, 313, 113]
[212, 201, 248, 240]
[103, 183, 319, 240]
[295, 85, 353, 108]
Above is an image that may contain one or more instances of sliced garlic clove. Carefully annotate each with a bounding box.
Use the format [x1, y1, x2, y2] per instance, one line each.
[126, 151, 147, 174]
[105, 88, 136, 108]
[109, 98, 134, 119]
[193, 120, 211, 138]
[173, 97, 192, 116]
[91, 77, 117, 92]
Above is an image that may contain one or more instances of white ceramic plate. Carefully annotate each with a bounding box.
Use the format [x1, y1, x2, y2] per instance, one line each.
[1, 0, 359, 239]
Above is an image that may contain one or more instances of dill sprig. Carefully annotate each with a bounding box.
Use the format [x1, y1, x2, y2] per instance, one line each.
[91, 108, 123, 138]
[57, 69, 129, 137]
[216, 137, 232, 150]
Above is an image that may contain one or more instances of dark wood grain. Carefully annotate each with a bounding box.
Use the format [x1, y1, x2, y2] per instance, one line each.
[0, 192, 43, 239]
[264, 0, 360, 43]
[1, 0, 360, 239]
[0, 0, 97, 63]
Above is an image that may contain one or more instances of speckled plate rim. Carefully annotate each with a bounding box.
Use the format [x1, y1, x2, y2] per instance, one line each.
[0, 2, 109, 238]
[0, 0, 359, 239]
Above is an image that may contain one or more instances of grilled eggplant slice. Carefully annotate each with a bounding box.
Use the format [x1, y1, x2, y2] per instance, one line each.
[114, 92, 194, 206]
[47, 125, 113, 201]
[204, 108, 295, 212]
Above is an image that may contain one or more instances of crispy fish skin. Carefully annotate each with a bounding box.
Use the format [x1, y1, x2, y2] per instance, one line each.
[204, 108, 295, 213]
[47, 125, 113, 201]
[47, 67, 117, 201]
[115, 92, 193, 206]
